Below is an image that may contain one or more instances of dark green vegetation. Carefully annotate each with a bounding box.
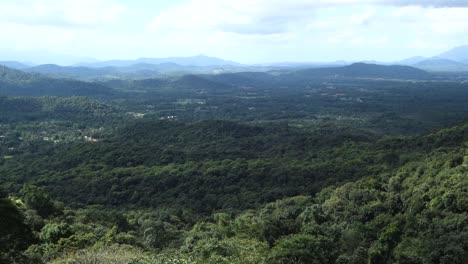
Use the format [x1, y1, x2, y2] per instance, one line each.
[0, 63, 467, 263]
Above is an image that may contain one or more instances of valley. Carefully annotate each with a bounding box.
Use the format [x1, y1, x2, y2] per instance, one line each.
[0, 60, 467, 263]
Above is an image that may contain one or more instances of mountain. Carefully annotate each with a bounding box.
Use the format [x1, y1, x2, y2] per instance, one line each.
[396, 56, 426, 65]
[0, 66, 116, 97]
[263, 61, 348, 68]
[25, 64, 117, 77]
[0, 66, 43, 83]
[437, 45, 468, 63]
[208, 71, 276, 87]
[413, 57, 468, 72]
[0, 96, 117, 123]
[207, 63, 432, 88]
[292, 62, 432, 80]
[25, 63, 166, 80]
[137, 54, 240, 67]
[0, 61, 31, 69]
[171, 74, 230, 89]
[77, 55, 240, 68]
[116, 74, 233, 92]
[26, 62, 278, 81]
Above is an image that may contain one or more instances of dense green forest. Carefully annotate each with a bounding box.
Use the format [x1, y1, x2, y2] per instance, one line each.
[1, 64, 467, 263]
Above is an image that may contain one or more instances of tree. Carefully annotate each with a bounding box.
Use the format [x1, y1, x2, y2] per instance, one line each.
[269, 234, 337, 264]
[0, 186, 34, 262]
[20, 184, 57, 218]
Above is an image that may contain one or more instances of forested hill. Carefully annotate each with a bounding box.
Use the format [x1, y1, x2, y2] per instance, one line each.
[24, 64, 117, 79]
[176, 126, 467, 263]
[291, 62, 433, 80]
[1, 120, 466, 263]
[2, 120, 466, 213]
[196, 63, 433, 90]
[0, 66, 117, 97]
[0, 62, 467, 263]
[0, 120, 379, 211]
[0, 96, 118, 122]
[0, 65, 37, 81]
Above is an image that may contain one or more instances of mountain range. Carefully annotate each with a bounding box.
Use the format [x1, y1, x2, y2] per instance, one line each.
[393, 45, 468, 72]
[437, 45, 468, 64]
[2, 45, 468, 75]
[0, 66, 116, 97]
[0, 61, 31, 69]
[0, 62, 434, 98]
[75, 54, 240, 68]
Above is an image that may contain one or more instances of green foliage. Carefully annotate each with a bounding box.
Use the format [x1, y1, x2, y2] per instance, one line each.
[20, 184, 59, 218]
[155, 129, 467, 264]
[1, 65, 468, 263]
[0, 187, 34, 263]
[39, 222, 73, 244]
[269, 234, 337, 264]
[49, 244, 155, 264]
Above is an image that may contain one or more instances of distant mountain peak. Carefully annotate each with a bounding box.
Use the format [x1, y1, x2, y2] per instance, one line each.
[437, 44, 468, 63]
[396, 56, 426, 65]
[412, 57, 468, 72]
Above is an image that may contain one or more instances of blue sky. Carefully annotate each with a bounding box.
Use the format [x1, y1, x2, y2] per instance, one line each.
[0, 0, 467, 64]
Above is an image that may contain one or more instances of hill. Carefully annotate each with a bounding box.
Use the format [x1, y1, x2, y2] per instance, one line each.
[397, 56, 426, 65]
[413, 57, 468, 72]
[109, 74, 233, 93]
[1, 119, 467, 263]
[0, 120, 377, 211]
[24, 62, 259, 81]
[0, 61, 31, 69]
[204, 63, 433, 89]
[0, 66, 117, 97]
[292, 63, 433, 80]
[438, 44, 468, 63]
[24, 64, 117, 77]
[21, 64, 161, 81]
[172, 122, 468, 263]
[0, 66, 37, 81]
[169, 74, 232, 90]
[0, 96, 118, 122]
[77, 54, 240, 68]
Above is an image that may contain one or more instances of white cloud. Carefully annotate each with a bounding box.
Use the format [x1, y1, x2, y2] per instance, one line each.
[147, 0, 468, 39]
[0, 0, 468, 63]
[386, 0, 468, 7]
[0, 0, 126, 27]
[148, 0, 319, 35]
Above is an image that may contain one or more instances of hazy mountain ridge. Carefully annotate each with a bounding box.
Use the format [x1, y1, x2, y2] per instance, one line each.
[290, 62, 432, 80]
[437, 45, 468, 63]
[0, 61, 31, 69]
[76, 54, 240, 68]
[413, 57, 468, 72]
[4, 45, 468, 79]
[0, 66, 117, 97]
[394, 45, 468, 71]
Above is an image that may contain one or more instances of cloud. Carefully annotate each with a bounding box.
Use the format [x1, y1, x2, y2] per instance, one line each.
[147, 0, 468, 37]
[148, 0, 384, 36]
[0, 0, 126, 27]
[0, 0, 468, 63]
[385, 0, 468, 8]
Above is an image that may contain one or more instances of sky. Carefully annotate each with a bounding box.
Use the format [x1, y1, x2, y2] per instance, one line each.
[0, 0, 468, 65]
